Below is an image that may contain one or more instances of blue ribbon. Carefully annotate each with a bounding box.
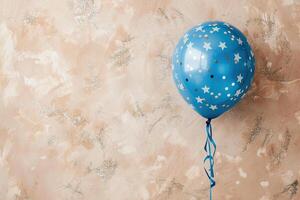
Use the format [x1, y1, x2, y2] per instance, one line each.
[204, 119, 216, 200]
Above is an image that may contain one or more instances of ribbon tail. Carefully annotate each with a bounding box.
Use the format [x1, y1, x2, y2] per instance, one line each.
[204, 119, 216, 200]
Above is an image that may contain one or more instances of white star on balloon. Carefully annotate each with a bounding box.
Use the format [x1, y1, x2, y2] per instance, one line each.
[203, 42, 212, 51]
[237, 38, 243, 45]
[218, 42, 227, 50]
[196, 96, 205, 103]
[237, 74, 243, 83]
[179, 83, 184, 91]
[234, 53, 241, 64]
[212, 27, 220, 32]
[209, 105, 218, 110]
[202, 85, 210, 93]
[234, 89, 242, 97]
[187, 42, 193, 49]
[195, 26, 203, 32]
[183, 37, 188, 44]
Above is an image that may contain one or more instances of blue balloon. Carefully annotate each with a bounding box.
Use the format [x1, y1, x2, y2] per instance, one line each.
[172, 21, 255, 119]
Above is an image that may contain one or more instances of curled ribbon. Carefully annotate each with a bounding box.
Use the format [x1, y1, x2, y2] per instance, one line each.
[204, 119, 216, 200]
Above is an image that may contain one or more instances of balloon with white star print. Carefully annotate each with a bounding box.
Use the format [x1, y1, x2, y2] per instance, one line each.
[172, 21, 255, 119]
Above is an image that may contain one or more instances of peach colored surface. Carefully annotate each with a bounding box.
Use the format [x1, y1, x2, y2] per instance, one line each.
[0, 0, 300, 199]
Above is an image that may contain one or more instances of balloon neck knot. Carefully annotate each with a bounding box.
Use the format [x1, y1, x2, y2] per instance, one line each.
[206, 118, 211, 125]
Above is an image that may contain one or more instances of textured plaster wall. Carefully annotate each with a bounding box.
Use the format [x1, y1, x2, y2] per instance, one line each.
[0, 0, 300, 200]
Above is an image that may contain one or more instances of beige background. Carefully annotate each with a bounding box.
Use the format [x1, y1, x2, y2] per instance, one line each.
[0, 0, 300, 199]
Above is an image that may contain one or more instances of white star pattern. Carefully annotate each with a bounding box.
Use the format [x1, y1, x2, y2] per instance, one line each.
[195, 26, 203, 32]
[218, 42, 227, 50]
[237, 74, 243, 83]
[203, 42, 212, 51]
[202, 85, 210, 93]
[209, 105, 218, 110]
[174, 22, 254, 114]
[187, 42, 193, 49]
[237, 38, 243, 45]
[234, 89, 242, 97]
[196, 96, 205, 103]
[212, 27, 220, 32]
[183, 33, 189, 44]
[179, 83, 184, 91]
[234, 53, 241, 64]
[183, 37, 188, 44]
